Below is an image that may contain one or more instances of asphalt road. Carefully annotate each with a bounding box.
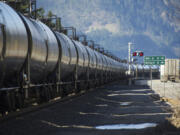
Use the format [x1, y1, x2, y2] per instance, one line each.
[0, 82, 174, 135]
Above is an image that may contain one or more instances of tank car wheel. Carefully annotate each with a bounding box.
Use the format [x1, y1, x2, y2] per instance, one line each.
[59, 85, 64, 98]
[79, 81, 85, 90]
[76, 82, 81, 93]
[85, 81, 89, 90]
[74, 86, 80, 94]
[45, 87, 50, 102]
[50, 85, 55, 99]
[86, 82, 90, 90]
[40, 86, 50, 102]
[47, 86, 53, 99]
[2, 91, 16, 112]
[64, 84, 71, 96]
[15, 91, 25, 109]
[50, 85, 56, 99]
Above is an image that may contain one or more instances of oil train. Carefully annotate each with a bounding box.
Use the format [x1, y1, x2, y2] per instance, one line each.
[0, 2, 128, 114]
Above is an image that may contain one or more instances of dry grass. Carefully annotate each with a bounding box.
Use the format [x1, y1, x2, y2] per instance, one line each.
[141, 98, 180, 135]
[162, 97, 180, 128]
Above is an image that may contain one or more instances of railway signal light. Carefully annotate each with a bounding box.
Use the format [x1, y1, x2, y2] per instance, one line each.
[133, 52, 137, 56]
[132, 51, 144, 57]
[139, 52, 144, 56]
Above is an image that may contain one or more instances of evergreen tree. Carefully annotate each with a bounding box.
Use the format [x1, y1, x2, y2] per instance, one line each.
[1, 0, 61, 30]
[2, 0, 44, 18]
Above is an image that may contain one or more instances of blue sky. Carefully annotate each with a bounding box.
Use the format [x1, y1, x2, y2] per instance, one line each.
[37, 0, 180, 60]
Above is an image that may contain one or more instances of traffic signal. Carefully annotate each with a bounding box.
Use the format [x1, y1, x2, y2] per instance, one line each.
[138, 52, 144, 56]
[133, 52, 137, 56]
[132, 51, 144, 57]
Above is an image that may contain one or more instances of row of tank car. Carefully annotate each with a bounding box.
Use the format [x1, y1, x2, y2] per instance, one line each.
[0, 2, 128, 113]
[131, 64, 160, 79]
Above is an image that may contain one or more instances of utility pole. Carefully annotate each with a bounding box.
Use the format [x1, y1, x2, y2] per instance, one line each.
[29, 0, 32, 15]
[150, 66, 152, 90]
[128, 42, 132, 85]
[128, 42, 132, 75]
[136, 64, 138, 79]
[29, 0, 36, 19]
[142, 64, 145, 79]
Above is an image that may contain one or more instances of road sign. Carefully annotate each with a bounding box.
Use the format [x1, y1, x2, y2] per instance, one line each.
[144, 56, 165, 65]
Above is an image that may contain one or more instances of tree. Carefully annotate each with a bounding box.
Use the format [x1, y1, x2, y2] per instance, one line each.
[3, 0, 30, 14]
[2, 0, 45, 18]
[42, 11, 56, 29]
[47, 11, 53, 18]
[33, 8, 45, 18]
[2, 0, 62, 30]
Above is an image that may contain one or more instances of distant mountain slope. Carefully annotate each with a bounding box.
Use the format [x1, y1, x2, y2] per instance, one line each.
[37, 0, 180, 59]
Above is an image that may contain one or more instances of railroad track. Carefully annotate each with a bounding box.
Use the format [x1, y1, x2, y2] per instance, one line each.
[0, 88, 96, 122]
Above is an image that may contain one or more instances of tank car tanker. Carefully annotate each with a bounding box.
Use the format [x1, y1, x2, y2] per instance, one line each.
[0, 2, 128, 114]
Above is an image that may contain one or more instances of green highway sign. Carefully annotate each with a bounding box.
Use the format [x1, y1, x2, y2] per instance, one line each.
[144, 56, 165, 65]
[144, 61, 165, 65]
[144, 56, 165, 61]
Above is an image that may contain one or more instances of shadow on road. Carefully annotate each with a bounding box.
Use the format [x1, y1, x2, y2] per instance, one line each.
[0, 82, 180, 135]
